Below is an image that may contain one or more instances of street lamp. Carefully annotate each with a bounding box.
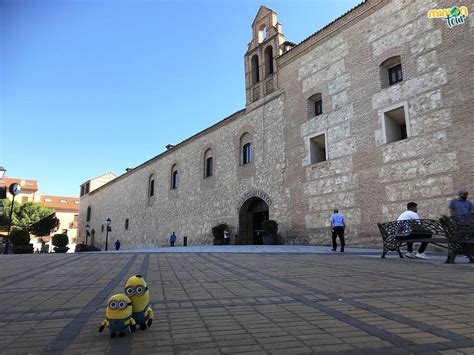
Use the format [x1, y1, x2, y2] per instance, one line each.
[105, 218, 111, 251]
[4, 183, 21, 254]
[86, 224, 90, 245]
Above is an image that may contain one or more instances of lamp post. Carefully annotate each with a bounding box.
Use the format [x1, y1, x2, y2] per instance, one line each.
[0, 167, 6, 250]
[105, 218, 111, 251]
[0, 166, 6, 212]
[85, 224, 90, 245]
[5, 183, 21, 254]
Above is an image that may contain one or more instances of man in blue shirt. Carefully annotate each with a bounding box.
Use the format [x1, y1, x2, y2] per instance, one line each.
[330, 209, 346, 252]
[169, 232, 177, 247]
[449, 188, 472, 216]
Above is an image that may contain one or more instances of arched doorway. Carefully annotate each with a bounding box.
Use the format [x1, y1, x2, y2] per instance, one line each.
[238, 197, 269, 245]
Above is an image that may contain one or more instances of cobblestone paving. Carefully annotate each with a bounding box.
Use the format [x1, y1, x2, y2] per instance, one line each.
[0, 252, 473, 354]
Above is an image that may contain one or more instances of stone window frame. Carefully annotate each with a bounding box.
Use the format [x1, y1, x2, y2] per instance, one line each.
[148, 173, 155, 206]
[258, 23, 267, 43]
[380, 56, 403, 88]
[308, 131, 328, 165]
[251, 55, 260, 84]
[239, 132, 253, 166]
[204, 149, 213, 178]
[380, 101, 410, 145]
[171, 164, 179, 190]
[264, 45, 274, 77]
[86, 206, 91, 222]
[307, 93, 323, 119]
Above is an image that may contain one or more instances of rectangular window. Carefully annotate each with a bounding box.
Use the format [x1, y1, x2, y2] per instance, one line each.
[310, 134, 327, 164]
[85, 182, 90, 194]
[125, 219, 129, 230]
[60, 199, 67, 203]
[172, 171, 179, 189]
[308, 93, 322, 118]
[45, 198, 52, 202]
[383, 106, 408, 143]
[314, 100, 322, 116]
[243, 143, 251, 165]
[388, 64, 403, 85]
[206, 157, 213, 177]
[150, 180, 154, 197]
[80, 185, 84, 196]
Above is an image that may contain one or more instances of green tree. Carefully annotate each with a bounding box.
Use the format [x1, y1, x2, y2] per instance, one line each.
[0, 199, 55, 232]
[29, 213, 60, 237]
[0, 199, 19, 231]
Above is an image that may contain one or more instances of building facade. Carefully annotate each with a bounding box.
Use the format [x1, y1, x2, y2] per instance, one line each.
[79, 0, 473, 248]
[0, 177, 80, 249]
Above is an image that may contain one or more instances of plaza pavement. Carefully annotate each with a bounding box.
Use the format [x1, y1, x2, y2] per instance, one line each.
[0, 246, 473, 354]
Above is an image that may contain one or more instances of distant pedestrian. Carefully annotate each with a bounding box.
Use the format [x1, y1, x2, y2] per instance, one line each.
[223, 229, 230, 245]
[449, 188, 472, 216]
[330, 209, 345, 252]
[169, 232, 177, 247]
[115, 239, 121, 251]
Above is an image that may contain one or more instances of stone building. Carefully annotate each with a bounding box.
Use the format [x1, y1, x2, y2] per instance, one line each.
[79, 0, 473, 249]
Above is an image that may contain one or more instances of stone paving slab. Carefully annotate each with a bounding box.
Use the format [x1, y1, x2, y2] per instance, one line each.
[0, 249, 473, 354]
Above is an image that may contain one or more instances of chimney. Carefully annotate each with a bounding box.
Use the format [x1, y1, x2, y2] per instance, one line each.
[166, 144, 175, 150]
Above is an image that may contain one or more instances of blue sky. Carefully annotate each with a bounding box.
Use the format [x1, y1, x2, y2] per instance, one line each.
[1, 0, 361, 197]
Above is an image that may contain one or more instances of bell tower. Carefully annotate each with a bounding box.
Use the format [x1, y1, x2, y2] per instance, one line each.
[244, 6, 287, 106]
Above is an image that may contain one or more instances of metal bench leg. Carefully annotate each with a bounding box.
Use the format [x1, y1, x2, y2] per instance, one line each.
[445, 252, 456, 264]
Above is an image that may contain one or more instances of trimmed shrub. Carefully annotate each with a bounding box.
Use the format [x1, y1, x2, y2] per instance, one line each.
[262, 220, 278, 235]
[52, 234, 69, 248]
[10, 229, 31, 246]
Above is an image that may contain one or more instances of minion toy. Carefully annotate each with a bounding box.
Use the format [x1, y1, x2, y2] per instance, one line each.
[125, 275, 154, 330]
[99, 294, 137, 338]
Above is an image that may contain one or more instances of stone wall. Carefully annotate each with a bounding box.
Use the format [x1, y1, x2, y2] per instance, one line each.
[280, 0, 473, 245]
[79, 0, 473, 249]
[79, 94, 291, 249]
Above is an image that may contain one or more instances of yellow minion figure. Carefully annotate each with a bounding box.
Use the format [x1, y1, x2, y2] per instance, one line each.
[99, 294, 136, 338]
[125, 275, 154, 330]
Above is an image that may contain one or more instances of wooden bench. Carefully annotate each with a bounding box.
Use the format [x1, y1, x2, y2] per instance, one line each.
[440, 213, 474, 263]
[377, 219, 449, 260]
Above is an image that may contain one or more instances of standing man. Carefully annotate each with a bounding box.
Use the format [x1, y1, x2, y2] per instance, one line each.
[169, 232, 177, 247]
[449, 188, 472, 216]
[114, 239, 121, 251]
[330, 209, 345, 252]
[397, 202, 428, 259]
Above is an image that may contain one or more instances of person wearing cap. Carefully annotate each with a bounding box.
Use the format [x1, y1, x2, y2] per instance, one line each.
[448, 188, 472, 216]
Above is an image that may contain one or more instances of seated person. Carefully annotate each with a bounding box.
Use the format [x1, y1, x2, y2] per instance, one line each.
[397, 202, 429, 260]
